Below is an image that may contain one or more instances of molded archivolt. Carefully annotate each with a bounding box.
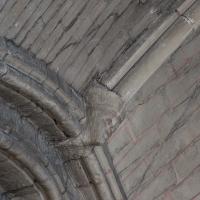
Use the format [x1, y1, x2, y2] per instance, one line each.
[0, 37, 86, 200]
[0, 37, 85, 138]
[0, 97, 71, 200]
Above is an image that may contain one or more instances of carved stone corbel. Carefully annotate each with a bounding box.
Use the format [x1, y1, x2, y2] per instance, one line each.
[84, 82, 124, 145]
[59, 82, 124, 148]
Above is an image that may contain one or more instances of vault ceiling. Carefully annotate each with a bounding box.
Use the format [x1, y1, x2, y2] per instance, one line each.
[0, 0, 200, 200]
[0, 0, 185, 91]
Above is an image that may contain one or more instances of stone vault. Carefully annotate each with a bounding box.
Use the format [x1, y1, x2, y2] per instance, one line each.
[0, 0, 200, 199]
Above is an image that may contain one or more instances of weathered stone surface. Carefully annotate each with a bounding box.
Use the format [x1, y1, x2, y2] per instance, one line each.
[0, 0, 189, 91]
[31, 0, 73, 54]
[0, 1, 200, 199]
[0, 0, 30, 36]
[14, 0, 53, 45]
[6, 0, 42, 40]
[85, 82, 123, 144]
[171, 166, 200, 200]
[132, 167, 177, 200]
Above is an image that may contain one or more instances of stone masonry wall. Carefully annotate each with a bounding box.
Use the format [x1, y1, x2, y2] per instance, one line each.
[0, 0, 186, 91]
[106, 26, 200, 200]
